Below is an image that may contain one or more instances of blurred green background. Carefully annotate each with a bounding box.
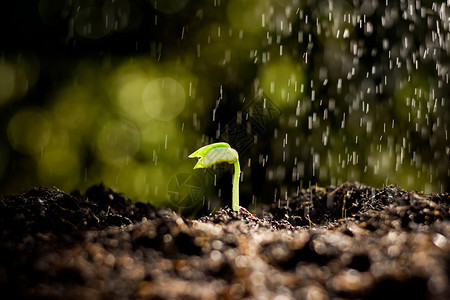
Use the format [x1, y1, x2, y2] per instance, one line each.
[0, 0, 448, 212]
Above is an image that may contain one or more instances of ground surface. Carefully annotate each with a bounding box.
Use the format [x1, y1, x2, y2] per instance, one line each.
[0, 183, 449, 299]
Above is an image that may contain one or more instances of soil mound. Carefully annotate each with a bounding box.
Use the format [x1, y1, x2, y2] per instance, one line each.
[0, 184, 449, 299]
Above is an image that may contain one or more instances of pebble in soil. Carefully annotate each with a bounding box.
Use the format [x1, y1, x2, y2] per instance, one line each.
[0, 183, 449, 299]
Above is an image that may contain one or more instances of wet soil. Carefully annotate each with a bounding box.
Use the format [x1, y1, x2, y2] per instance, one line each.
[0, 183, 449, 299]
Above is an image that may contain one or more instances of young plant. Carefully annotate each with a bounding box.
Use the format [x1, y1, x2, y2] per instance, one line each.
[188, 142, 241, 211]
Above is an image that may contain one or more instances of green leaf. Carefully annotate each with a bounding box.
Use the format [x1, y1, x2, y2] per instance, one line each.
[188, 142, 241, 211]
[188, 142, 238, 169]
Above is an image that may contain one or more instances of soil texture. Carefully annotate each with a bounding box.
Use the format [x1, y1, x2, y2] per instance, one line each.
[0, 183, 449, 299]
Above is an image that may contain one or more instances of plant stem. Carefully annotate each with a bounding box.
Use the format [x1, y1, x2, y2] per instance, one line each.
[232, 160, 240, 211]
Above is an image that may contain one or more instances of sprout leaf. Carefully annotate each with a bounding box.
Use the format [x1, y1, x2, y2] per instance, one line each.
[188, 142, 241, 211]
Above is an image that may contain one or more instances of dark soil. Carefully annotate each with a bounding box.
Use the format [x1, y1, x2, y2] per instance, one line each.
[0, 183, 449, 299]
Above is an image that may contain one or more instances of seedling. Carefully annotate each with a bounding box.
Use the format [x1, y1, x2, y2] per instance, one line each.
[188, 142, 240, 211]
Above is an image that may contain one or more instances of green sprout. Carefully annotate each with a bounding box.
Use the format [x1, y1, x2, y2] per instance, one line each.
[188, 142, 241, 211]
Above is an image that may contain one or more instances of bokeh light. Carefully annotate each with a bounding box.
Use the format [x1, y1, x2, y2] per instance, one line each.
[259, 58, 305, 107]
[116, 73, 151, 124]
[71, 0, 131, 39]
[0, 62, 16, 105]
[142, 77, 186, 121]
[0, 54, 39, 106]
[7, 108, 52, 155]
[96, 119, 141, 166]
[51, 86, 96, 133]
[37, 147, 80, 190]
[227, 0, 271, 34]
